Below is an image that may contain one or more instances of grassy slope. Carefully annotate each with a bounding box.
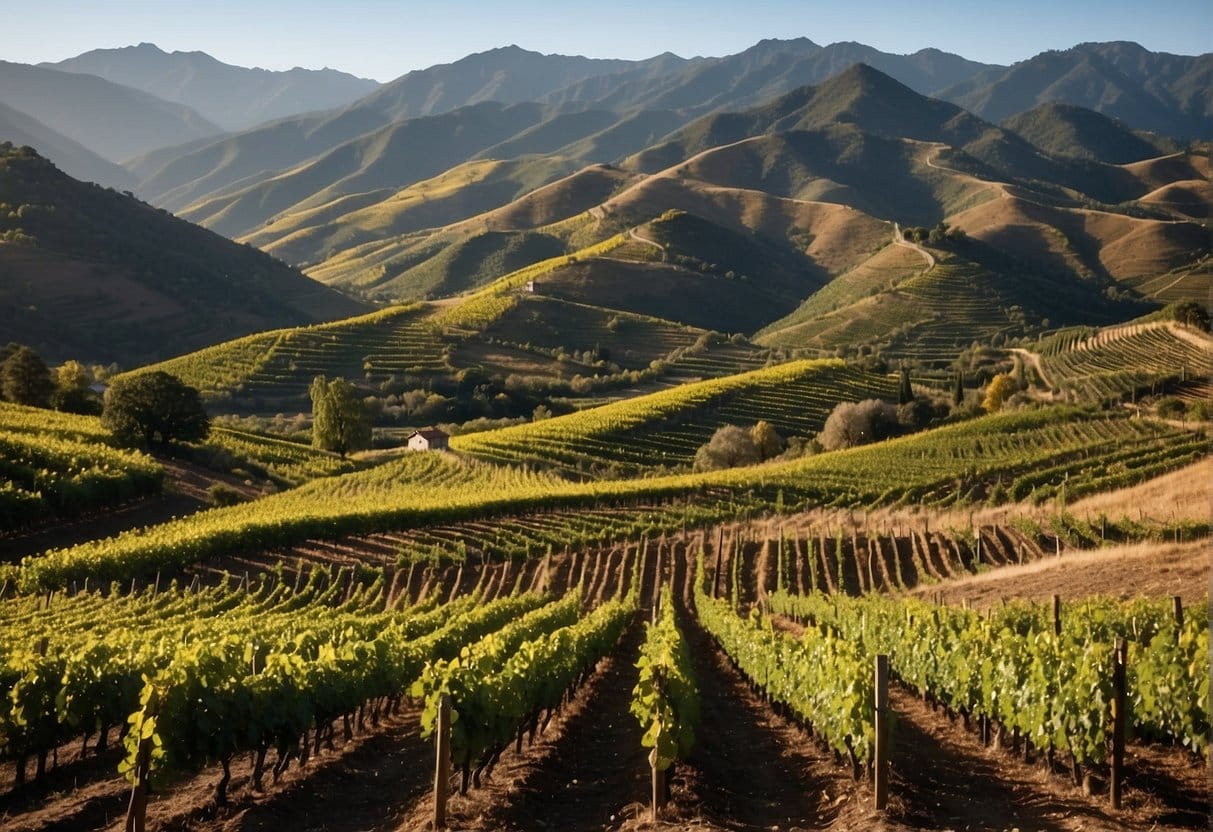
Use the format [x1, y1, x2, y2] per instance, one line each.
[305, 165, 641, 297]
[240, 156, 581, 268]
[120, 304, 450, 406]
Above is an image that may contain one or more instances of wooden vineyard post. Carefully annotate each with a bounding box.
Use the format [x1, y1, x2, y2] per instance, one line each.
[1110, 638, 1127, 810]
[124, 733, 152, 832]
[1172, 595, 1184, 634]
[650, 670, 667, 820]
[713, 527, 724, 598]
[650, 749, 666, 820]
[1052, 594, 1062, 636]
[433, 693, 452, 829]
[874, 654, 890, 811]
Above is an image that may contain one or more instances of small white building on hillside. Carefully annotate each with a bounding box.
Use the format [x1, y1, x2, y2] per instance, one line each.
[407, 428, 450, 452]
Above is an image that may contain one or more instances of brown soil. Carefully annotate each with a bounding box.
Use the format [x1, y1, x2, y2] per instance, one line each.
[910, 538, 1209, 608]
[673, 605, 872, 831]
[409, 618, 652, 832]
[1, 707, 427, 832]
[885, 688, 1207, 831]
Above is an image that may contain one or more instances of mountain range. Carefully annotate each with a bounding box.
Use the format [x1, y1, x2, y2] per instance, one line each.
[0, 36, 1206, 372]
[0, 60, 221, 163]
[41, 43, 381, 131]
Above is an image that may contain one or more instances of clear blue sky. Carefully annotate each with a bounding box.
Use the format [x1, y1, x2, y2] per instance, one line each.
[6, 0, 1210, 81]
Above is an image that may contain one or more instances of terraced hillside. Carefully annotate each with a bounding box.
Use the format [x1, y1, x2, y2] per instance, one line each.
[13, 406, 1206, 592]
[452, 359, 898, 476]
[123, 305, 450, 408]
[0, 403, 163, 529]
[1036, 321, 1213, 403]
[757, 255, 1023, 363]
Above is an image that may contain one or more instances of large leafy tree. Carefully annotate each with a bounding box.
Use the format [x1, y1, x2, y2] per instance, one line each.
[102, 372, 209, 448]
[1, 345, 54, 407]
[52, 359, 100, 414]
[982, 373, 1016, 413]
[818, 399, 899, 451]
[310, 375, 371, 457]
[750, 420, 785, 461]
[693, 425, 759, 472]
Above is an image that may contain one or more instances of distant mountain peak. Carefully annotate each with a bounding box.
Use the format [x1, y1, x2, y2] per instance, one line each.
[44, 45, 380, 131]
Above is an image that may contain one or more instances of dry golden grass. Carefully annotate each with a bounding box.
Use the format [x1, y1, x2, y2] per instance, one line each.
[1122, 151, 1209, 192]
[477, 163, 641, 230]
[949, 193, 1208, 285]
[602, 174, 888, 275]
[1137, 179, 1211, 220]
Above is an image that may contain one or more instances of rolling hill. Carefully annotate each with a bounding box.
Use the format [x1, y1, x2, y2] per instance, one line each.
[0, 144, 365, 366]
[43, 43, 380, 131]
[287, 65, 1206, 339]
[454, 358, 898, 477]
[127, 40, 993, 238]
[0, 60, 221, 162]
[1001, 102, 1176, 164]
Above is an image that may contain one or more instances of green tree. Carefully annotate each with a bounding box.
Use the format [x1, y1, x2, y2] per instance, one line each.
[1155, 396, 1186, 419]
[898, 365, 913, 405]
[981, 373, 1016, 413]
[102, 372, 209, 448]
[1, 345, 53, 407]
[52, 360, 100, 414]
[952, 370, 965, 408]
[1167, 301, 1210, 330]
[310, 376, 372, 457]
[750, 420, 785, 461]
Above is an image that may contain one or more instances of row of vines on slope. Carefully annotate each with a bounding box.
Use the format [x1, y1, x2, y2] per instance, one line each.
[11, 409, 1203, 592]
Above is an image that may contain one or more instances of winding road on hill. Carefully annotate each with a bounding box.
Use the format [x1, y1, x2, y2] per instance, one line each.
[627, 226, 666, 260]
[1009, 347, 1054, 392]
[891, 221, 936, 270]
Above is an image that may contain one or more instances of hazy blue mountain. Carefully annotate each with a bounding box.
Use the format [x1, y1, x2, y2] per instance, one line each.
[0, 100, 135, 189]
[539, 37, 995, 113]
[45, 43, 381, 131]
[0, 60, 221, 162]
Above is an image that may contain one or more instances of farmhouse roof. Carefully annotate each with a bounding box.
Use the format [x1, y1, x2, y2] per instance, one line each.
[409, 428, 449, 441]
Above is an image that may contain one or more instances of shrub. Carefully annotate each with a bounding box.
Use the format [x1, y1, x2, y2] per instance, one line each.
[818, 400, 899, 451]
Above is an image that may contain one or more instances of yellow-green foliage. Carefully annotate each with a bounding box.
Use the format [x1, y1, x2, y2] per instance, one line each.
[435, 233, 627, 331]
[17, 407, 1203, 591]
[453, 359, 896, 475]
[119, 304, 444, 400]
[0, 403, 163, 527]
[204, 427, 361, 486]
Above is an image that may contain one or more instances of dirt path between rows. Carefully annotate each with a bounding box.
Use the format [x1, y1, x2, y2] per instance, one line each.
[677, 606, 870, 830]
[2, 707, 429, 832]
[449, 619, 651, 832]
[888, 687, 1207, 831]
